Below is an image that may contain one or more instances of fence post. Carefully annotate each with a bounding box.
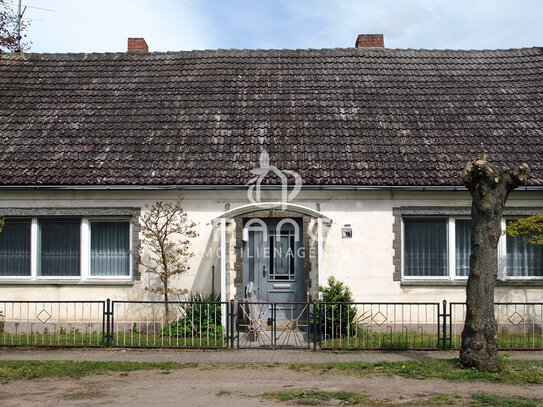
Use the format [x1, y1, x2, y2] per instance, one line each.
[442, 300, 447, 350]
[312, 301, 318, 352]
[229, 299, 235, 349]
[272, 303, 276, 349]
[448, 301, 453, 349]
[105, 298, 111, 347]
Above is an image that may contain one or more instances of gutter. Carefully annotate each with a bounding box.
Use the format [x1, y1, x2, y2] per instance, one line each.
[0, 184, 542, 191]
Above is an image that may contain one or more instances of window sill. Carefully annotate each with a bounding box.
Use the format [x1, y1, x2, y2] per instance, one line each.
[401, 280, 543, 287]
[0, 279, 134, 286]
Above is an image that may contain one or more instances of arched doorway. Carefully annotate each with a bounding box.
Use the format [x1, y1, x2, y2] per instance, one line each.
[213, 202, 331, 304]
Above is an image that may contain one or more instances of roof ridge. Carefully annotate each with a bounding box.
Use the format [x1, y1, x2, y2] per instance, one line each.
[1, 46, 542, 59]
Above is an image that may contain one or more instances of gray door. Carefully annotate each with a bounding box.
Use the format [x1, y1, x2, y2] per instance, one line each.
[243, 218, 304, 304]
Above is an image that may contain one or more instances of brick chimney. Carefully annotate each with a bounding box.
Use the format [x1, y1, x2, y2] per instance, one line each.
[128, 38, 149, 53]
[355, 34, 384, 48]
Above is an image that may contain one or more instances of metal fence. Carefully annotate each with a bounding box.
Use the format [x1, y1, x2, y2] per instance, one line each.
[236, 302, 310, 349]
[0, 299, 542, 350]
[315, 302, 441, 350]
[0, 301, 105, 347]
[110, 300, 230, 349]
[449, 302, 543, 350]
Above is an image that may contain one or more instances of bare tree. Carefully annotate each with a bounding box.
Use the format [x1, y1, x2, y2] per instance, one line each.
[460, 154, 529, 371]
[137, 198, 198, 321]
[0, 0, 30, 52]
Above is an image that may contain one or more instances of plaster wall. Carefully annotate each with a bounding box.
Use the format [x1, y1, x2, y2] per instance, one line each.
[1, 188, 542, 304]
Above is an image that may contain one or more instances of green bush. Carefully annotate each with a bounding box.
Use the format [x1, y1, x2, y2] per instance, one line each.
[317, 276, 357, 338]
[162, 292, 223, 339]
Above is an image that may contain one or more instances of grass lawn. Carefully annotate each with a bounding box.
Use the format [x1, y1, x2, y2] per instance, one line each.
[320, 333, 543, 350]
[0, 360, 197, 383]
[260, 391, 543, 406]
[1, 358, 542, 386]
[0, 332, 227, 348]
[289, 358, 543, 385]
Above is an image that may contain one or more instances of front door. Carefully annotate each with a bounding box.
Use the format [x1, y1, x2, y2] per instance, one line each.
[243, 218, 304, 304]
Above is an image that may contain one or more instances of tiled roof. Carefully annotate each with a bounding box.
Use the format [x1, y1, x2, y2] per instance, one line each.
[0, 47, 542, 187]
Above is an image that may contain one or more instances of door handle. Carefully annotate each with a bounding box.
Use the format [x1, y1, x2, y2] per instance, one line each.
[262, 265, 267, 277]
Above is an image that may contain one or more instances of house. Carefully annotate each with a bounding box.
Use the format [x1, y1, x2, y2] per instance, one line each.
[1, 35, 542, 307]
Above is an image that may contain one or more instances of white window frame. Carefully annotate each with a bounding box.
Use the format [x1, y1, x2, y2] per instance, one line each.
[401, 216, 451, 281]
[501, 217, 543, 280]
[451, 217, 471, 281]
[0, 218, 33, 280]
[87, 218, 133, 281]
[0, 217, 132, 281]
[401, 216, 472, 281]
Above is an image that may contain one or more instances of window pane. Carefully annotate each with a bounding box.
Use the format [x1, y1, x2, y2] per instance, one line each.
[273, 236, 291, 275]
[404, 218, 447, 277]
[39, 219, 80, 276]
[269, 232, 295, 281]
[506, 220, 543, 277]
[91, 221, 130, 276]
[0, 219, 31, 276]
[455, 219, 471, 277]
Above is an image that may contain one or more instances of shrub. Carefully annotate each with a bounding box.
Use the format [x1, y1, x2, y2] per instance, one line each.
[162, 292, 223, 339]
[317, 276, 357, 338]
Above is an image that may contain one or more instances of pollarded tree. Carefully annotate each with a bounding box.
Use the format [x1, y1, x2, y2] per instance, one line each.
[460, 154, 529, 372]
[137, 198, 198, 322]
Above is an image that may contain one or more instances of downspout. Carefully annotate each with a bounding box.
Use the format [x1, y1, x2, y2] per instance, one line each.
[317, 217, 324, 300]
[220, 218, 227, 326]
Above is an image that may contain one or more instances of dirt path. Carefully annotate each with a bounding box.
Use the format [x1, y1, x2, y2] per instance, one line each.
[1, 365, 541, 407]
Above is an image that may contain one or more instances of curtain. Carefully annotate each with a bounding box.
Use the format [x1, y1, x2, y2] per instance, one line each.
[455, 219, 471, 277]
[273, 235, 291, 276]
[404, 218, 447, 277]
[40, 219, 81, 276]
[506, 220, 543, 277]
[91, 221, 130, 276]
[0, 219, 31, 276]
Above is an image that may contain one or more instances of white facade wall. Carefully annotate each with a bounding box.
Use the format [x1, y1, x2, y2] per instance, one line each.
[0, 188, 542, 303]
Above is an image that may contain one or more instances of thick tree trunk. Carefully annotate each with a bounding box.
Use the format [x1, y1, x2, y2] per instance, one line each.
[460, 154, 529, 371]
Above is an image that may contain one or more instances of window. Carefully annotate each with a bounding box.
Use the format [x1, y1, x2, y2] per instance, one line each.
[403, 217, 471, 279]
[402, 215, 543, 280]
[404, 218, 447, 277]
[0, 217, 131, 280]
[39, 218, 81, 277]
[505, 219, 543, 278]
[269, 231, 295, 281]
[90, 221, 130, 277]
[0, 219, 31, 277]
[455, 219, 472, 277]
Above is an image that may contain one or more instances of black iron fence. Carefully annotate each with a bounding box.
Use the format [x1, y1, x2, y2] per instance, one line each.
[109, 300, 230, 349]
[236, 302, 310, 349]
[0, 299, 542, 350]
[449, 302, 543, 350]
[0, 300, 105, 347]
[315, 302, 441, 350]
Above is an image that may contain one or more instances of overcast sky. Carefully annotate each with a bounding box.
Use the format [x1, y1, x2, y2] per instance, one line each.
[8, 0, 543, 53]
